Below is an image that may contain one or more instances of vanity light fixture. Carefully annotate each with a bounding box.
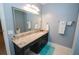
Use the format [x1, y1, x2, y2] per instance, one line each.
[31, 5, 40, 12]
[23, 4, 40, 15]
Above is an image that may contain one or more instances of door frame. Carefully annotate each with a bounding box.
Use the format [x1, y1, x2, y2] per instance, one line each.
[72, 14, 79, 54]
[0, 4, 11, 54]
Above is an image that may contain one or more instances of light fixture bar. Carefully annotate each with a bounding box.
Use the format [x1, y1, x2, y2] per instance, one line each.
[23, 4, 40, 15]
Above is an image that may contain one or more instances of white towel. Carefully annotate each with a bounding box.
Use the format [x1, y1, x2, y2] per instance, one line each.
[58, 21, 66, 34]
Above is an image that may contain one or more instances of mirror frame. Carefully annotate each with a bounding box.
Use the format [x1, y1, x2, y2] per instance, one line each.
[12, 6, 42, 34]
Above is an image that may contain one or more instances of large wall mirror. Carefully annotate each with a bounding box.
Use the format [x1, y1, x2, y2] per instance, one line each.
[12, 4, 42, 34]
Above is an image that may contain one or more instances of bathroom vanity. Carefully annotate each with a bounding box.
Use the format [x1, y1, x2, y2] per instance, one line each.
[12, 7, 49, 55]
[12, 30, 48, 55]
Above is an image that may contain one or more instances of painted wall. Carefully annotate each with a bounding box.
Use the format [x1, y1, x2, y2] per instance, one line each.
[42, 4, 79, 48]
[0, 4, 11, 54]
[73, 33, 79, 54]
[72, 14, 79, 55]
[1, 3, 41, 54]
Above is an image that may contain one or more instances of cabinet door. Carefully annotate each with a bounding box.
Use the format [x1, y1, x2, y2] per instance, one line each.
[30, 33, 48, 54]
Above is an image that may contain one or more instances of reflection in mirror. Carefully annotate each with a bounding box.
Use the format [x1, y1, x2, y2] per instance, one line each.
[12, 4, 42, 34]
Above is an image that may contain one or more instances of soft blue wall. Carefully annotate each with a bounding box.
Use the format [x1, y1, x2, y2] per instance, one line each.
[74, 32, 79, 54]
[42, 4, 79, 48]
[72, 14, 79, 55]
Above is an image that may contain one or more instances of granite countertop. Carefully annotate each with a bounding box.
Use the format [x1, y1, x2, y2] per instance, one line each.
[12, 30, 48, 48]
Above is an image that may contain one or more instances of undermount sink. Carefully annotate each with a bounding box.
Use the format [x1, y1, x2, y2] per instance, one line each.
[13, 30, 38, 38]
[19, 41, 26, 46]
[13, 29, 45, 39]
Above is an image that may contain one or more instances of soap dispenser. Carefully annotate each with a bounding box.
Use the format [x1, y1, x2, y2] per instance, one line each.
[16, 27, 20, 34]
